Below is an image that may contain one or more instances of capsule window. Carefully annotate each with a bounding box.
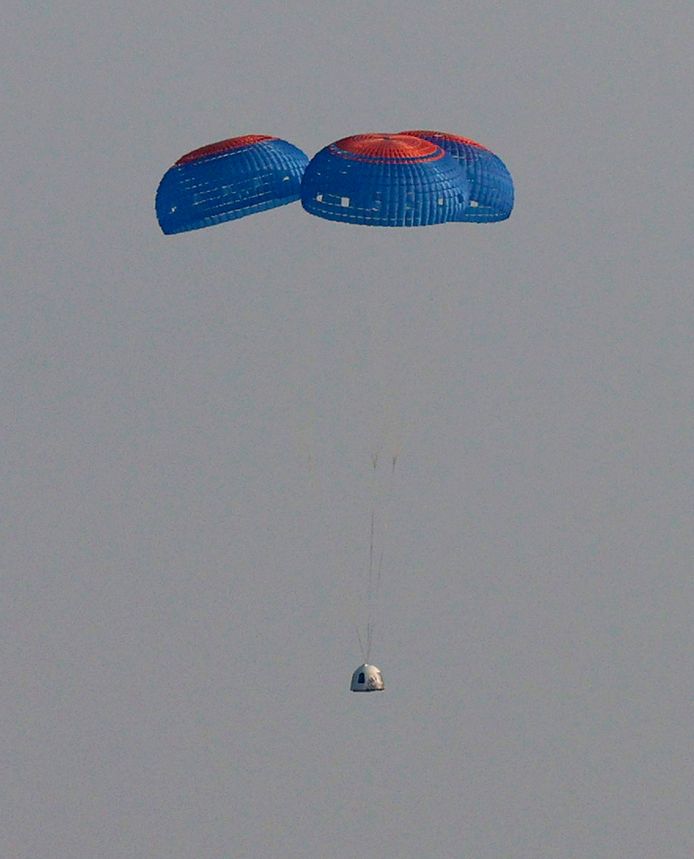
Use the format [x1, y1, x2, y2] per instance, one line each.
[358, 672, 365, 684]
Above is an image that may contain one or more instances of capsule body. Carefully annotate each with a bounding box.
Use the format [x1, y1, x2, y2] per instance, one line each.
[350, 663, 385, 692]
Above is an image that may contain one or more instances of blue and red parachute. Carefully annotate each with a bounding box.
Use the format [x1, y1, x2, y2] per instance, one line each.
[300, 134, 469, 227]
[155, 130, 513, 233]
[155, 135, 309, 235]
[400, 131, 514, 222]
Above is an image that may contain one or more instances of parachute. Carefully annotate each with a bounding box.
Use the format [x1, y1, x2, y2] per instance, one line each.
[401, 130, 514, 221]
[156, 129, 513, 233]
[155, 135, 309, 234]
[300, 133, 470, 227]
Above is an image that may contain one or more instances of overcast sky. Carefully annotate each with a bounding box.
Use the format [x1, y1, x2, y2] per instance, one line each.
[3, 2, 693, 857]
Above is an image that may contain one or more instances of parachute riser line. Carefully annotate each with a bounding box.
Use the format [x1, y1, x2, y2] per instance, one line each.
[357, 448, 399, 664]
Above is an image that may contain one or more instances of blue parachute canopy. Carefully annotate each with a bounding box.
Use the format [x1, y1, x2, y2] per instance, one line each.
[300, 133, 470, 227]
[156, 135, 309, 234]
[401, 130, 514, 222]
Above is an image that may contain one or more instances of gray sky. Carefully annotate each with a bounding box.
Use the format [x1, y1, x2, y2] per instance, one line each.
[3, 2, 693, 857]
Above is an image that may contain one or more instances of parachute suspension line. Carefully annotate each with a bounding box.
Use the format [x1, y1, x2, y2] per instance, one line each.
[369, 509, 376, 592]
[375, 545, 385, 604]
[355, 623, 367, 663]
[365, 508, 376, 663]
[359, 450, 399, 664]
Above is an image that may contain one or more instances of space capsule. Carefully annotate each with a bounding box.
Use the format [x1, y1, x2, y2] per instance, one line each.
[350, 663, 385, 692]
